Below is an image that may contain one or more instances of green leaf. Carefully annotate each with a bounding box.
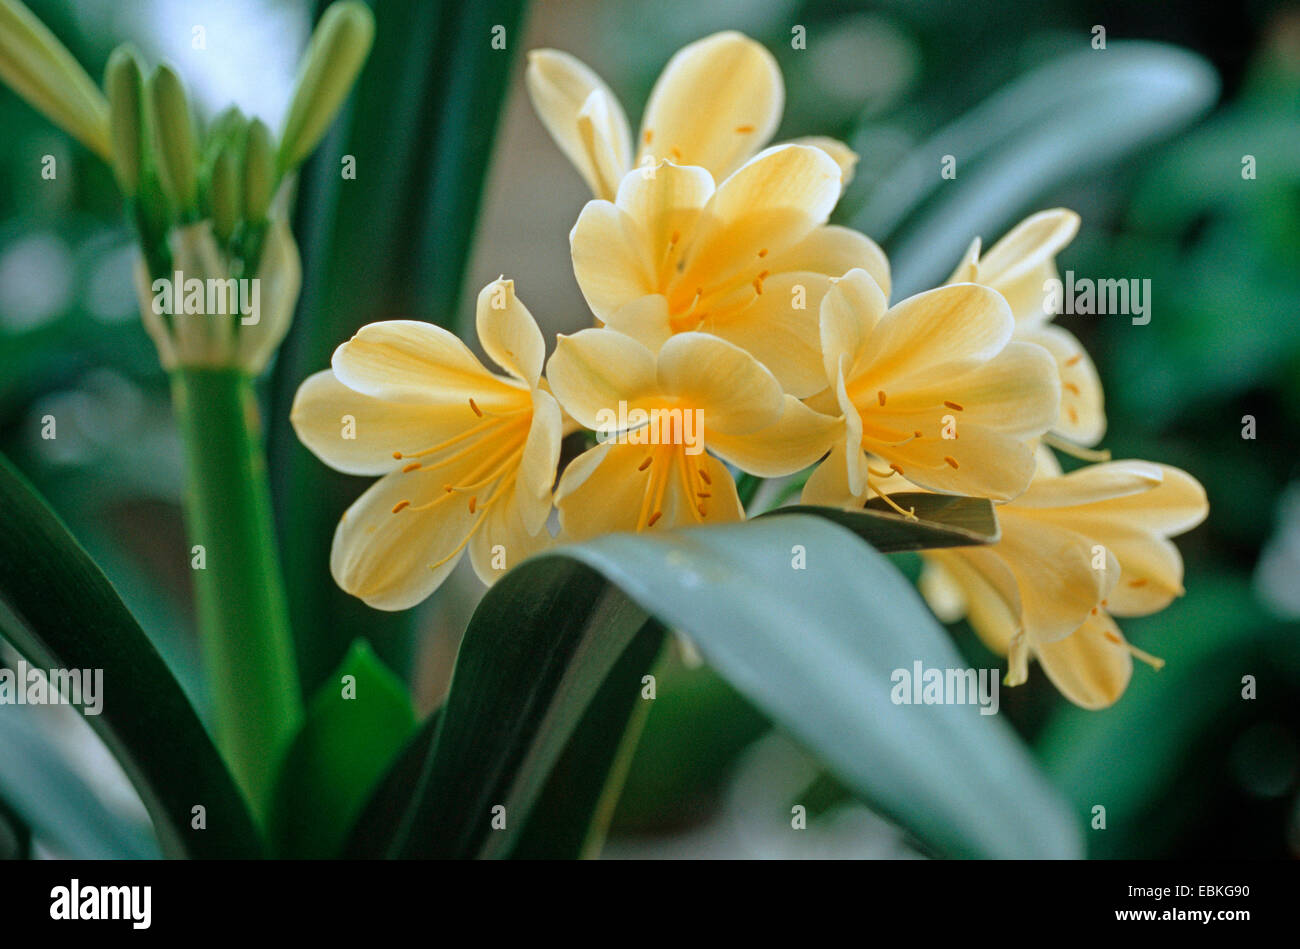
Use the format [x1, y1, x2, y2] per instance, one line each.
[372, 516, 1077, 859]
[0, 699, 158, 859]
[852, 41, 1219, 296]
[382, 558, 658, 858]
[763, 494, 999, 551]
[559, 516, 1080, 858]
[268, 640, 415, 858]
[343, 705, 441, 857]
[0, 452, 261, 858]
[507, 622, 667, 859]
[0, 795, 29, 860]
[269, 0, 531, 694]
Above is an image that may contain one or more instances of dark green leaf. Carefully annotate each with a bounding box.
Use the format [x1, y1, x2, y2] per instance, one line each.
[387, 559, 656, 858]
[0, 453, 261, 858]
[557, 516, 1080, 858]
[343, 704, 441, 858]
[507, 622, 667, 859]
[375, 516, 1076, 859]
[268, 640, 415, 858]
[0, 794, 31, 860]
[762, 494, 999, 551]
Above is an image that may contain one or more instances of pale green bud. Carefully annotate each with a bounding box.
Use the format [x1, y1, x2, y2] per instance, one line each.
[146, 64, 199, 213]
[104, 45, 144, 196]
[208, 147, 239, 242]
[243, 119, 275, 222]
[277, 0, 374, 173]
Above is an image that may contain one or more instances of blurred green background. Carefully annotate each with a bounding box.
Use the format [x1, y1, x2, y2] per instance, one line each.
[0, 0, 1297, 858]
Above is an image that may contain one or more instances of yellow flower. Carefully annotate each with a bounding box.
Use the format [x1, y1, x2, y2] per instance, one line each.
[526, 30, 857, 201]
[569, 149, 890, 397]
[801, 268, 1060, 509]
[919, 448, 1209, 708]
[291, 279, 562, 610]
[947, 209, 1106, 446]
[546, 328, 837, 540]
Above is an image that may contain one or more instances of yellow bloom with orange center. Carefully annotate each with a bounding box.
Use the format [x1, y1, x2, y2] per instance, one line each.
[801, 268, 1061, 509]
[568, 149, 890, 397]
[947, 209, 1106, 447]
[526, 30, 857, 201]
[291, 278, 561, 610]
[546, 327, 837, 540]
[919, 448, 1209, 708]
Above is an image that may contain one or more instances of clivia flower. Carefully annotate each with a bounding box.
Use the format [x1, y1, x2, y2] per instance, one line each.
[801, 268, 1061, 510]
[568, 151, 890, 397]
[947, 209, 1106, 447]
[918, 448, 1209, 708]
[525, 30, 857, 201]
[291, 279, 562, 610]
[546, 327, 837, 540]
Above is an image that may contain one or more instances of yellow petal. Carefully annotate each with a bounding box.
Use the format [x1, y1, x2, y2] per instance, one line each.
[996, 509, 1118, 643]
[1018, 323, 1106, 446]
[785, 135, 858, 192]
[601, 293, 673, 350]
[515, 388, 562, 534]
[1034, 612, 1133, 710]
[702, 271, 827, 397]
[855, 283, 1014, 386]
[614, 159, 715, 257]
[332, 319, 522, 408]
[1014, 460, 1165, 510]
[819, 267, 889, 390]
[867, 340, 1061, 439]
[570, 200, 655, 321]
[525, 49, 632, 199]
[555, 441, 740, 539]
[656, 332, 784, 434]
[545, 328, 657, 429]
[977, 208, 1080, 326]
[707, 395, 838, 477]
[475, 277, 546, 388]
[291, 369, 468, 476]
[918, 559, 966, 623]
[577, 89, 633, 201]
[676, 144, 841, 294]
[330, 460, 478, 610]
[801, 438, 862, 508]
[923, 547, 1022, 655]
[638, 31, 782, 183]
[767, 224, 890, 298]
[1097, 529, 1186, 616]
[881, 425, 1039, 502]
[468, 486, 554, 585]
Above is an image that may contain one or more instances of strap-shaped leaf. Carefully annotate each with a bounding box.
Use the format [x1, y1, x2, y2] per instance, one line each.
[0, 454, 261, 858]
[359, 516, 1078, 859]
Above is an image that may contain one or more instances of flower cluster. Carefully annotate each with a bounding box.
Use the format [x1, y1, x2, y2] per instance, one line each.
[292, 32, 1207, 708]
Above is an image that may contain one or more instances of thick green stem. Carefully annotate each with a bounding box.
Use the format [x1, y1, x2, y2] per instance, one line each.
[171, 367, 301, 821]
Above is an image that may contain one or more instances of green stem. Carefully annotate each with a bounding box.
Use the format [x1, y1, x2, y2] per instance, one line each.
[171, 367, 301, 822]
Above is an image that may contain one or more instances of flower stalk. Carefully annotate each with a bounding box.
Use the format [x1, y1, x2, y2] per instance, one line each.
[171, 367, 301, 817]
